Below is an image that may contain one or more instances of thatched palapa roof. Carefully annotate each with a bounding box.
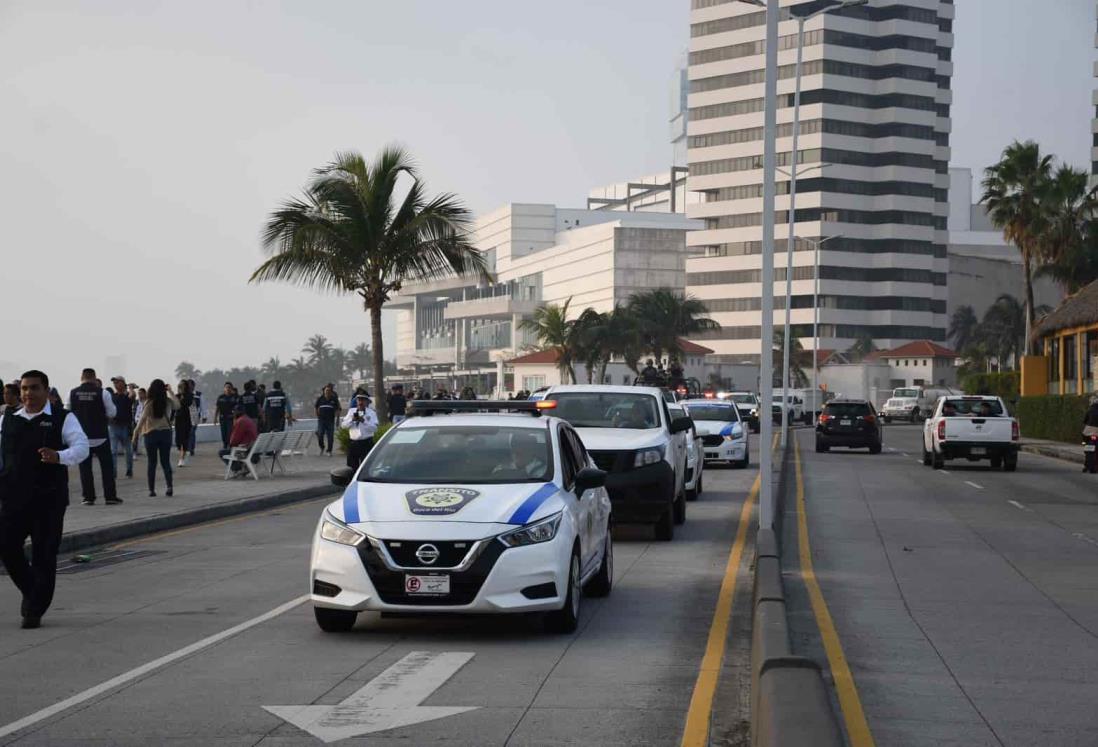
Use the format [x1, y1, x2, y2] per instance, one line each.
[1032, 279, 1098, 338]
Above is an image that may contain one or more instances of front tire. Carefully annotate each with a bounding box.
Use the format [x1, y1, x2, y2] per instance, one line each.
[738, 447, 750, 469]
[654, 500, 675, 541]
[546, 551, 581, 633]
[687, 473, 703, 501]
[673, 491, 686, 525]
[314, 607, 357, 633]
[585, 527, 613, 598]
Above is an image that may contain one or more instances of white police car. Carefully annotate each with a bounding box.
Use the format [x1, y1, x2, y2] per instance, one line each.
[311, 400, 613, 634]
[682, 399, 749, 468]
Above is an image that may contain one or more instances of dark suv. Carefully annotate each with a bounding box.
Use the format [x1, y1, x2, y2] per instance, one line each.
[815, 399, 882, 454]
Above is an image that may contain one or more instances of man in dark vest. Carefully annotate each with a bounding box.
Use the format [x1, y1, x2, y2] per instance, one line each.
[108, 376, 134, 479]
[0, 370, 89, 628]
[263, 381, 291, 432]
[69, 368, 120, 506]
[240, 381, 260, 423]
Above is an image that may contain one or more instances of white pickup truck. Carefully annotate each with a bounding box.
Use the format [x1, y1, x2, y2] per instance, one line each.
[922, 395, 1020, 471]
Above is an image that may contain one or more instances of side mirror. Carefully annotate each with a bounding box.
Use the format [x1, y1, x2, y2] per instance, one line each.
[330, 467, 354, 487]
[670, 416, 694, 434]
[575, 466, 607, 494]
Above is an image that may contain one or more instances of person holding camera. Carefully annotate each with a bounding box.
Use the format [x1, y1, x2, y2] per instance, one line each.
[341, 392, 378, 471]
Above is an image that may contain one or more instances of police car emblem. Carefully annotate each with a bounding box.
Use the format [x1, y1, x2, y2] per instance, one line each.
[405, 487, 480, 516]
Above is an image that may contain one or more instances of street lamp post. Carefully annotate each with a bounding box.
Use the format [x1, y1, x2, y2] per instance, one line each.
[778, 0, 868, 451]
[795, 234, 841, 422]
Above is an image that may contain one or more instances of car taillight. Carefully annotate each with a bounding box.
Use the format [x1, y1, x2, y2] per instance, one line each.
[937, 420, 946, 440]
[863, 414, 876, 424]
[819, 414, 831, 424]
[1012, 421, 1019, 441]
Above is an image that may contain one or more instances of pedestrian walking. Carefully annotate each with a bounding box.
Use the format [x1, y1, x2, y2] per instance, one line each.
[174, 381, 197, 468]
[387, 384, 407, 424]
[132, 379, 179, 497]
[214, 382, 238, 449]
[314, 384, 341, 455]
[256, 384, 268, 432]
[187, 379, 206, 457]
[341, 392, 378, 471]
[2, 383, 19, 416]
[0, 370, 89, 628]
[108, 377, 135, 479]
[69, 368, 120, 506]
[240, 381, 260, 423]
[263, 381, 291, 432]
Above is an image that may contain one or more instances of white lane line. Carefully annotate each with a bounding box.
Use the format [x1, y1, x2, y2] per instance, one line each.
[939, 469, 951, 475]
[1008, 500, 1032, 512]
[0, 595, 309, 740]
[914, 459, 923, 464]
[964, 481, 984, 490]
[901, 452, 909, 457]
[1073, 532, 1098, 548]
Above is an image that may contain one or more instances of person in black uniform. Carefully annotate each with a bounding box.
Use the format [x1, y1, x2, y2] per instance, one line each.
[256, 384, 268, 432]
[240, 381, 260, 422]
[263, 381, 291, 432]
[214, 382, 239, 449]
[0, 370, 89, 628]
[314, 385, 341, 455]
[69, 368, 119, 506]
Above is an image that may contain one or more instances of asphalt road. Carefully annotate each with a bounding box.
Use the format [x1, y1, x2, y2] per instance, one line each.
[0, 461, 758, 746]
[786, 424, 1098, 747]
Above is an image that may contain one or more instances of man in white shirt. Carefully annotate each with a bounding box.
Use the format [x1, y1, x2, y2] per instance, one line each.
[341, 392, 379, 471]
[0, 370, 89, 629]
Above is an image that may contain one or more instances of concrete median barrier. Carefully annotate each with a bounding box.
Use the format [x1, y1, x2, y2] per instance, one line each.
[755, 657, 843, 747]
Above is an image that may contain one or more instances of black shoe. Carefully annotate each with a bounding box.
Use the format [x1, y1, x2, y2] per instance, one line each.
[105, 497, 123, 505]
[148, 491, 156, 497]
[165, 487, 173, 497]
[126, 471, 133, 478]
[81, 499, 95, 506]
[21, 616, 41, 629]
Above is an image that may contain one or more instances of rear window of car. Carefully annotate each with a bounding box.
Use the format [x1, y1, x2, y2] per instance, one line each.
[942, 399, 1004, 417]
[823, 402, 871, 417]
[685, 403, 739, 422]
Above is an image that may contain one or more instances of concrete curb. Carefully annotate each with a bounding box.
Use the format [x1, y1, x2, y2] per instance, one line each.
[59, 484, 334, 554]
[749, 441, 844, 747]
[1020, 442, 1082, 465]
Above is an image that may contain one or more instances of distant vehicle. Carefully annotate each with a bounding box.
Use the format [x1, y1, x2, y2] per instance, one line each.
[771, 391, 804, 425]
[922, 395, 1019, 471]
[723, 392, 760, 433]
[815, 399, 883, 454]
[796, 388, 831, 425]
[669, 402, 705, 500]
[316, 400, 612, 634]
[881, 386, 957, 423]
[545, 385, 693, 541]
[683, 399, 749, 468]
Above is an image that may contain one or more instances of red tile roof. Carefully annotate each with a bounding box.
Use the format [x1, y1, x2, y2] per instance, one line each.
[814, 349, 835, 366]
[507, 349, 560, 365]
[678, 338, 715, 355]
[880, 340, 958, 359]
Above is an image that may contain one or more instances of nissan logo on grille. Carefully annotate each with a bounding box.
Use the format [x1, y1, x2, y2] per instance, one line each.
[415, 544, 441, 565]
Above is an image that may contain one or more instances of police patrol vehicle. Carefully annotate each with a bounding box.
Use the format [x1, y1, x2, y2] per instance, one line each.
[311, 400, 613, 634]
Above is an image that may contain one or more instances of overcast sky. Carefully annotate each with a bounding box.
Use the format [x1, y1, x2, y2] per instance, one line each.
[1, 0, 1093, 391]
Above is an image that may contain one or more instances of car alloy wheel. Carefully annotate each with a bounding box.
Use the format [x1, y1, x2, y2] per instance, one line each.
[547, 552, 582, 633]
[586, 527, 613, 597]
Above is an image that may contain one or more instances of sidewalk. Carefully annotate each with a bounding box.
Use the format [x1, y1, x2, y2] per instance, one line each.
[60, 443, 339, 553]
[1019, 437, 1082, 465]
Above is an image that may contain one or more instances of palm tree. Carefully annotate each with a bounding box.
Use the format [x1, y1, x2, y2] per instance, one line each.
[606, 305, 646, 378]
[519, 299, 576, 384]
[571, 309, 612, 384]
[302, 334, 334, 366]
[947, 306, 979, 352]
[772, 329, 809, 387]
[980, 294, 1026, 370]
[845, 334, 877, 364]
[346, 343, 372, 381]
[251, 146, 489, 420]
[980, 140, 1053, 355]
[175, 361, 200, 382]
[626, 288, 719, 361]
[260, 357, 283, 381]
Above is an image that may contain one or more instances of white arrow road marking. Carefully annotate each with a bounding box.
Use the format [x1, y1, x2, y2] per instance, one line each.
[1008, 500, 1031, 512]
[264, 651, 477, 743]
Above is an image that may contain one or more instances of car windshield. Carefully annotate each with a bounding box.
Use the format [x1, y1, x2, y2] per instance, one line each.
[941, 399, 1004, 417]
[686, 404, 739, 422]
[359, 426, 553, 484]
[729, 394, 756, 404]
[894, 388, 919, 398]
[548, 392, 661, 429]
[824, 402, 871, 417]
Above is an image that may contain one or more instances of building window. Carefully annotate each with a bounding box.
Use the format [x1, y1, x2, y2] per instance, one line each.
[1087, 331, 1098, 390]
[1065, 334, 1078, 383]
[522, 375, 546, 391]
[1049, 337, 1060, 383]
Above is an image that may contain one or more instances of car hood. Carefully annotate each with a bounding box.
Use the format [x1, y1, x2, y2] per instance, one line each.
[693, 420, 738, 437]
[327, 480, 566, 534]
[571, 427, 666, 451]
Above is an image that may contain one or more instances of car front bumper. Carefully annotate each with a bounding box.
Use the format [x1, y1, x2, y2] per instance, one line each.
[703, 439, 747, 462]
[309, 524, 573, 614]
[603, 462, 675, 524]
[881, 406, 916, 418]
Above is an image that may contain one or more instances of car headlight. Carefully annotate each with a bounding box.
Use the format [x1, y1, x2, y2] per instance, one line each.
[726, 423, 745, 441]
[749, 408, 757, 416]
[633, 445, 666, 468]
[320, 512, 366, 547]
[499, 512, 563, 548]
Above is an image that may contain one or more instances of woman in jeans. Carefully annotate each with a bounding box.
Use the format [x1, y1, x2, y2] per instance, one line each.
[132, 379, 179, 496]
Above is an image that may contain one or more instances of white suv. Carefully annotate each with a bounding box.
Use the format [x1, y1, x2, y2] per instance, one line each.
[545, 385, 693, 541]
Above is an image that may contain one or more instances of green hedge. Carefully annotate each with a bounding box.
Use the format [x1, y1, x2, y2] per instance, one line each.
[960, 371, 1019, 400]
[336, 422, 392, 454]
[1015, 395, 1088, 443]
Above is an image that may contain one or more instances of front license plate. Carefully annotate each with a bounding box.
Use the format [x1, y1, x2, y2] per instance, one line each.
[840, 419, 852, 426]
[1085, 445, 1096, 453]
[970, 447, 986, 456]
[405, 574, 450, 595]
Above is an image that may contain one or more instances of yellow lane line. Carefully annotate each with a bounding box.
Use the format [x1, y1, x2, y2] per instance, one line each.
[794, 434, 875, 747]
[680, 473, 759, 747]
[109, 496, 331, 550]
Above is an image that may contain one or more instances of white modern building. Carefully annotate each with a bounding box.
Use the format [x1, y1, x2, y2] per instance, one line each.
[385, 204, 702, 394]
[947, 167, 1061, 320]
[684, 0, 955, 363]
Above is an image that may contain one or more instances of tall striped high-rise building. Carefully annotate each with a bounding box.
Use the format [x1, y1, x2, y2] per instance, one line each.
[685, 0, 954, 363]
